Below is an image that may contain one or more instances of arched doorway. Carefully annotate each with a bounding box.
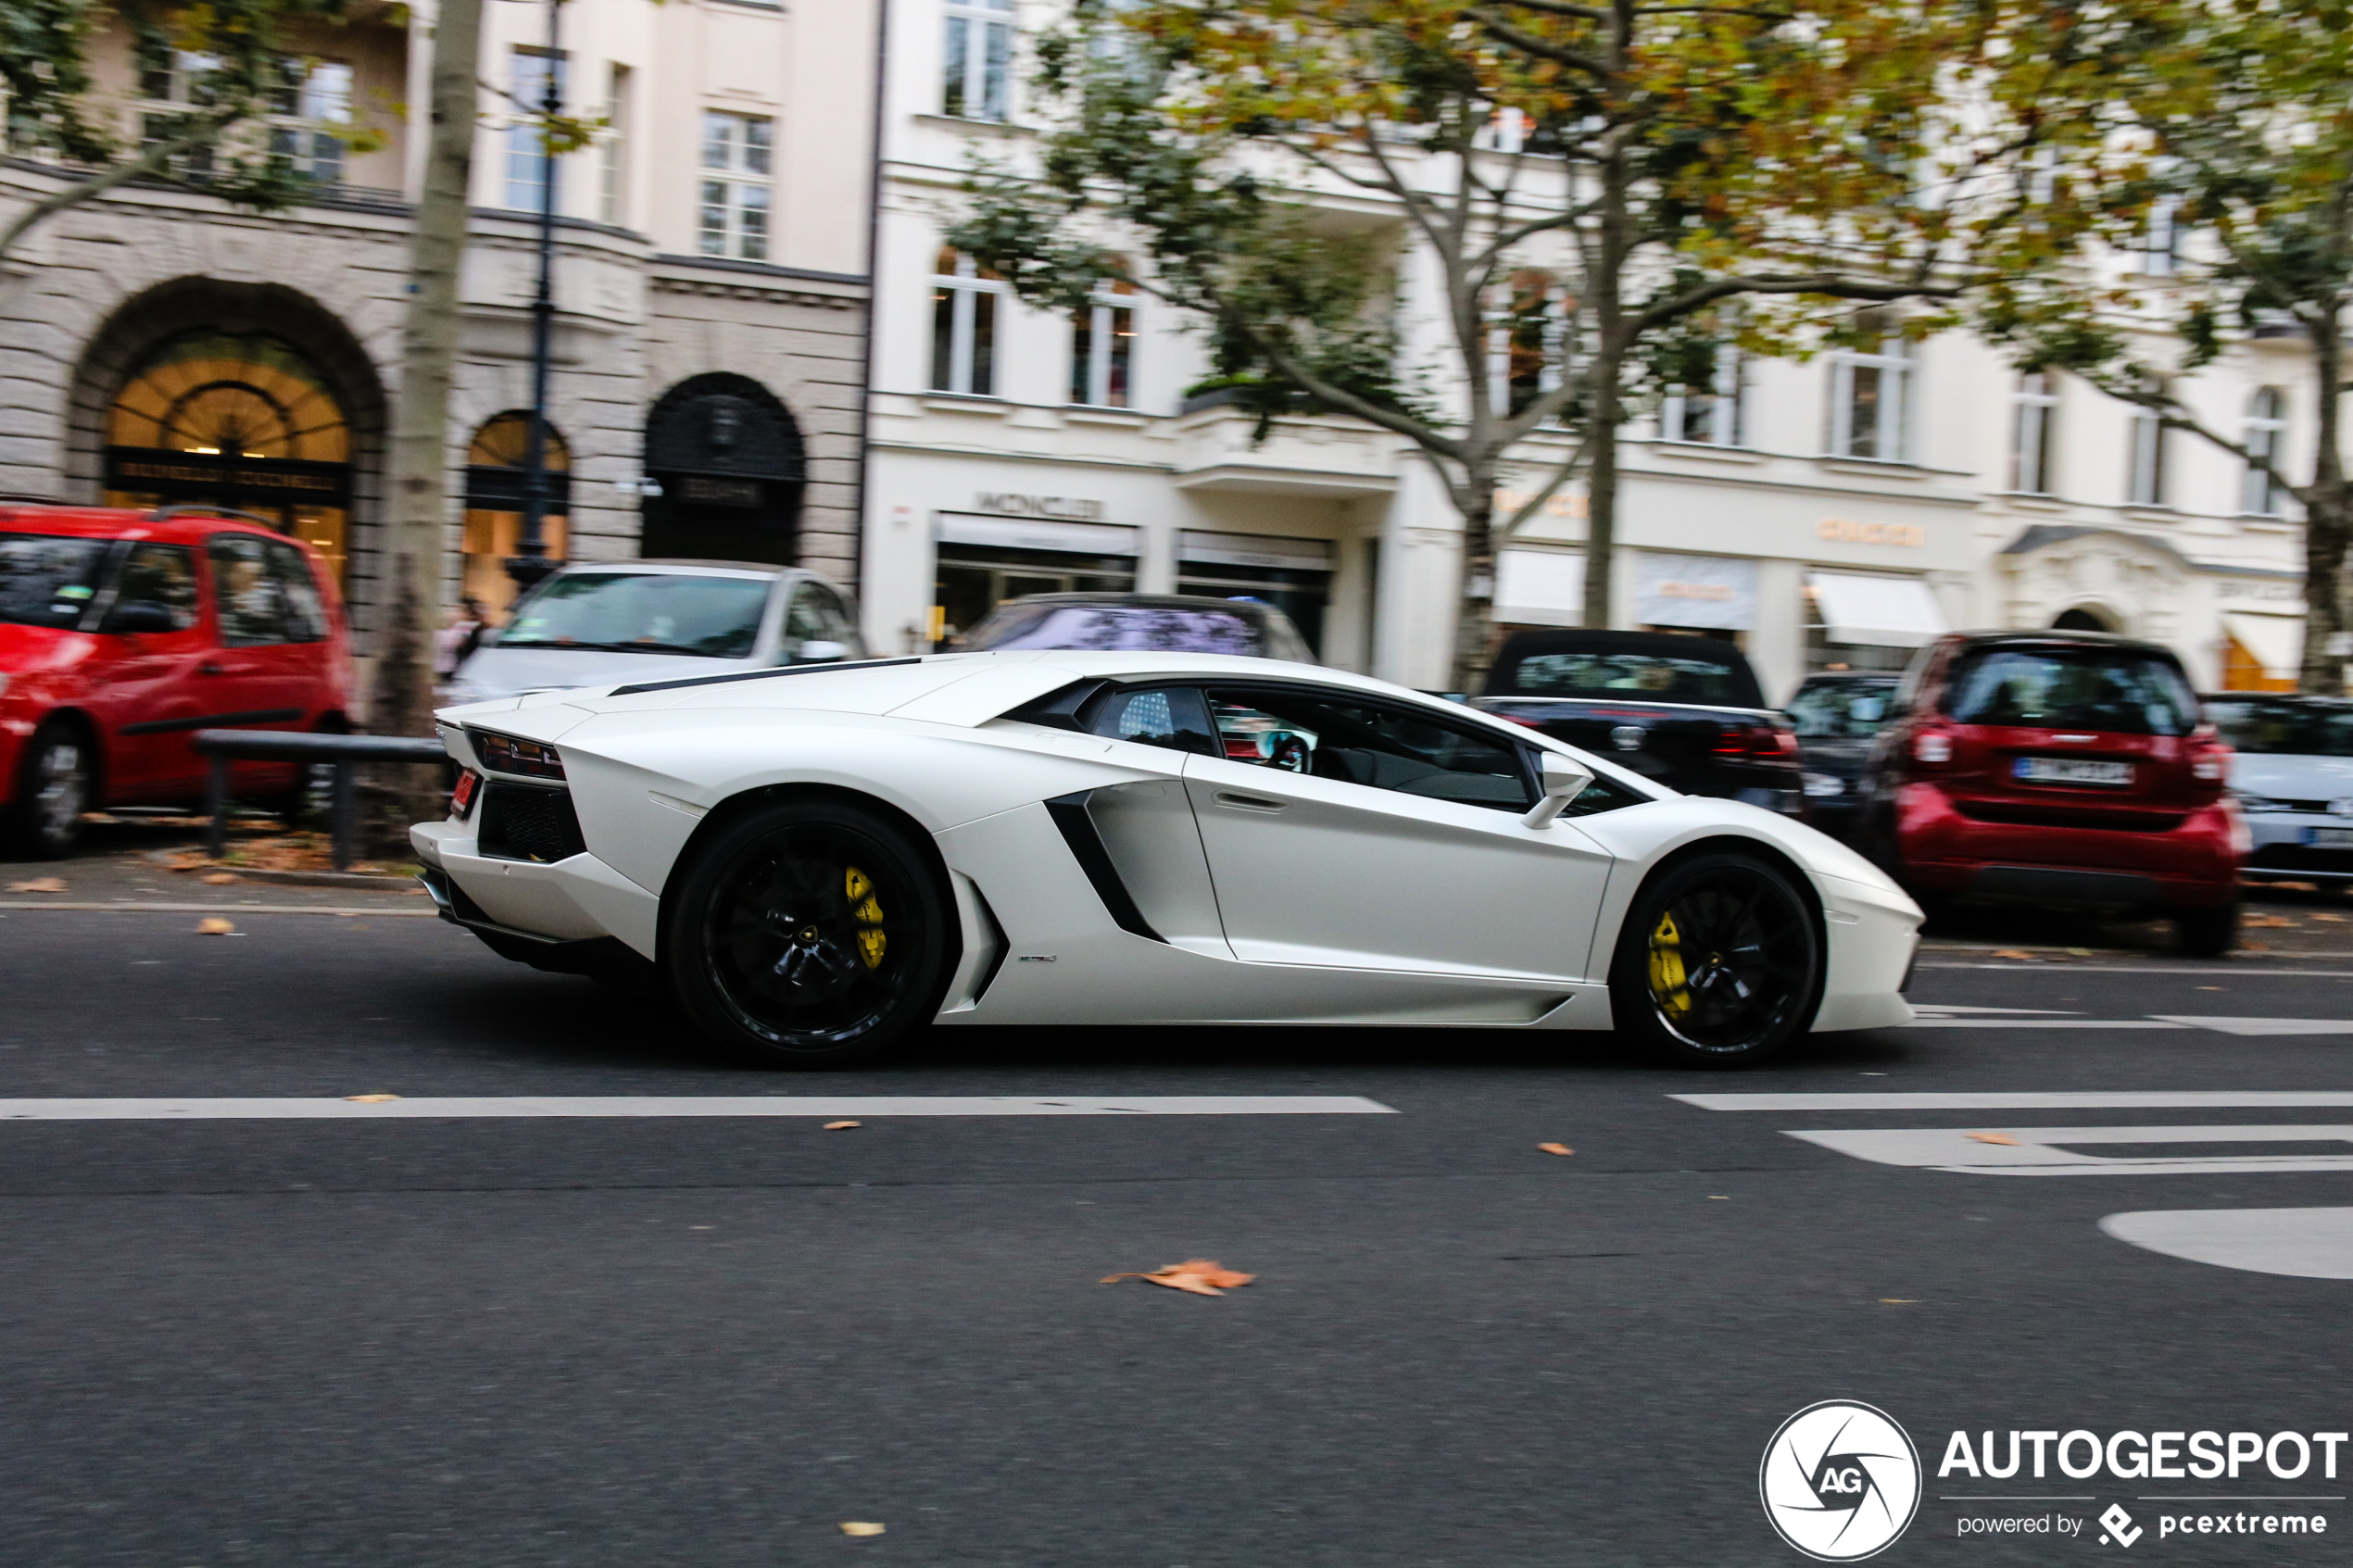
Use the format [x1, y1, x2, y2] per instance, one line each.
[2051, 607, 2116, 633]
[461, 412, 572, 617]
[639, 373, 805, 564]
[102, 330, 355, 579]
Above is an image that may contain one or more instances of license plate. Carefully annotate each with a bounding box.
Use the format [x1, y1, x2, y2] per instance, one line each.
[2306, 827, 2353, 847]
[2013, 757, 2133, 787]
[451, 769, 480, 817]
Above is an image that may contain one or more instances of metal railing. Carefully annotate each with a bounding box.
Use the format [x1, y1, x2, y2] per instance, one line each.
[191, 731, 447, 871]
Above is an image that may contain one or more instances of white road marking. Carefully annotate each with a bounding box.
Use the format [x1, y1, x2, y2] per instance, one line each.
[2149, 1016, 2353, 1035]
[1904, 1019, 2188, 1029]
[0, 1096, 1396, 1120]
[1788, 1124, 2353, 1176]
[2102, 1208, 2353, 1279]
[0, 902, 435, 916]
[1677, 1091, 2353, 1110]
[1910, 1005, 2082, 1016]
[1918, 963, 2353, 976]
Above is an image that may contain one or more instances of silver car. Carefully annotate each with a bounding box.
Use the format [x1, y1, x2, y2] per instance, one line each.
[2205, 694, 2353, 884]
[447, 559, 864, 705]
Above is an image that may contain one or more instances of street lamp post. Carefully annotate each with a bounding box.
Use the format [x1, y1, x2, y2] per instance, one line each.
[507, 0, 565, 591]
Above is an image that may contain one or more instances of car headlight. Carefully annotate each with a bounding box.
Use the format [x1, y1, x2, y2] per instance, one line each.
[1802, 772, 1845, 798]
[471, 730, 566, 779]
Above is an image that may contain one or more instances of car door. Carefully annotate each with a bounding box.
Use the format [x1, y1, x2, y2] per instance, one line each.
[1180, 684, 1617, 982]
[201, 532, 312, 790]
[92, 540, 211, 798]
[1056, 684, 1230, 956]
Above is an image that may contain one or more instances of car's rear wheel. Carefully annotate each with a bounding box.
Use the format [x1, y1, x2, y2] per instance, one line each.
[663, 799, 954, 1068]
[2176, 902, 2237, 958]
[1610, 852, 1822, 1068]
[4, 722, 94, 859]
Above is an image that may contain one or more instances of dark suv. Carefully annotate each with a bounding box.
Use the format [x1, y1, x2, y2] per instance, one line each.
[1473, 630, 1801, 812]
[1858, 630, 2240, 953]
[1786, 671, 1902, 841]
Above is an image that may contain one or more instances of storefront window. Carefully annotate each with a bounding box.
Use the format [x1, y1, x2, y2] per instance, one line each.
[462, 412, 571, 620]
[1175, 532, 1332, 657]
[933, 545, 1135, 647]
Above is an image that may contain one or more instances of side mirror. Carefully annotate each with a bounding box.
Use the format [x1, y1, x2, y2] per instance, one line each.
[105, 600, 180, 634]
[1522, 750, 1595, 829]
[793, 639, 849, 665]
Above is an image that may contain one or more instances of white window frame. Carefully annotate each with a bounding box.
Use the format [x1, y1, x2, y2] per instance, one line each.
[698, 110, 773, 261]
[2137, 196, 2181, 278]
[942, 0, 1014, 122]
[2009, 371, 2058, 495]
[135, 45, 223, 177]
[1827, 332, 1912, 462]
[1661, 349, 1745, 447]
[598, 64, 632, 228]
[931, 250, 1005, 396]
[2243, 387, 2290, 517]
[2127, 391, 2168, 508]
[264, 57, 352, 184]
[1070, 280, 1137, 408]
[504, 47, 565, 213]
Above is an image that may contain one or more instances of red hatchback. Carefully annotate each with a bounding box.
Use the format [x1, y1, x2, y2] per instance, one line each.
[0, 505, 352, 859]
[1861, 630, 2243, 954]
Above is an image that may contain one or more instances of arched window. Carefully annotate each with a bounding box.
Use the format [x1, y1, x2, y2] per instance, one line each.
[461, 412, 571, 617]
[103, 330, 354, 579]
[1070, 274, 1137, 408]
[2243, 387, 2288, 516]
[931, 247, 1005, 396]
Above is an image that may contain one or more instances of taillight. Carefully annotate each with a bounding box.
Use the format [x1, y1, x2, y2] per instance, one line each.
[2188, 724, 2231, 797]
[1913, 731, 1953, 765]
[1715, 721, 1800, 765]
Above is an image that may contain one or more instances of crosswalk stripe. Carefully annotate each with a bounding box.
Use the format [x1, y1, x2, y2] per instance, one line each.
[2148, 1017, 2353, 1035]
[1905, 1019, 2188, 1029]
[1791, 1124, 2353, 1177]
[1676, 1091, 2353, 1110]
[0, 1095, 1395, 1120]
[2101, 1208, 2353, 1280]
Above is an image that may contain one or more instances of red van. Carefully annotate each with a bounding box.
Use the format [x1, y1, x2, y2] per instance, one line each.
[0, 505, 352, 859]
[1860, 630, 2243, 954]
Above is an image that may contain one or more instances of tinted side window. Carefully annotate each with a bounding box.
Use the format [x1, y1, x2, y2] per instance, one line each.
[208, 534, 293, 646]
[265, 541, 326, 643]
[1206, 687, 1534, 810]
[102, 543, 200, 632]
[1083, 685, 1218, 755]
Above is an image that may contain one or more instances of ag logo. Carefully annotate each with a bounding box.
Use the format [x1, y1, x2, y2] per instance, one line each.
[1759, 1400, 1922, 1562]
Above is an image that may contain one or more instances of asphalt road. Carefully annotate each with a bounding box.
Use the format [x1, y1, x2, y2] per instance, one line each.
[6, 865, 2353, 1565]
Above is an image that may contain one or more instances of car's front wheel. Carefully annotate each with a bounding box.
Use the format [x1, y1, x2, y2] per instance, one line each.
[2176, 902, 2237, 958]
[4, 722, 94, 859]
[1610, 851, 1823, 1068]
[663, 798, 955, 1068]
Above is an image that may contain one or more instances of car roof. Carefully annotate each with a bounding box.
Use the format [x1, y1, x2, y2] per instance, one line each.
[1942, 628, 2183, 661]
[550, 558, 797, 580]
[988, 591, 1279, 615]
[0, 503, 320, 552]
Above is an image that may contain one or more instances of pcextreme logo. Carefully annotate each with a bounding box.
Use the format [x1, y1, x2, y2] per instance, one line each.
[1761, 1400, 1925, 1562]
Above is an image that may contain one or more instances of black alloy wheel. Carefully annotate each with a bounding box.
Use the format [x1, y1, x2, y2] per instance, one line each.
[664, 800, 955, 1067]
[4, 722, 94, 859]
[1610, 851, 1823, 1067]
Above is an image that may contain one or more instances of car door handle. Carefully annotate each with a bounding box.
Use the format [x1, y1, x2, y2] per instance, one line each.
[198, 660, 225, 675]
[1214, 791, 1287, 813]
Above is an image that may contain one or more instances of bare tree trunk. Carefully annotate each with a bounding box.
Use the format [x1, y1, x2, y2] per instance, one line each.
[2301, 308, 2349, 695]
[1580, 139, 1629, 634]
[367, 0, 483, 846]
[1448, 480, 1500, 695]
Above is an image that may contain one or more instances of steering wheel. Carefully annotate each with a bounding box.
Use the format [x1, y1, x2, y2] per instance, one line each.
[1269, 735, 1311, 773]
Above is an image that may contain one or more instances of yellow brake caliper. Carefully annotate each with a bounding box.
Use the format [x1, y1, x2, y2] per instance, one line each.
[1648, 910, 1692, 1017]
[846, 867, 886, 969]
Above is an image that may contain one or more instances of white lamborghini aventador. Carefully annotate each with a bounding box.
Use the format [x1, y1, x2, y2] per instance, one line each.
[413, 651, 1919, 1067]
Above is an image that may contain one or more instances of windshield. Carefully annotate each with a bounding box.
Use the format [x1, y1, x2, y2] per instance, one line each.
[1787, 683, 1896, 738]
[2204, 698, 2353, 758]
[1500, 650, 1751, 705]
[497, 572, 771, 659]
[0, 533, 109, 630]
[969, 604, 1265, 655]
[1944, 648, 2196, 736]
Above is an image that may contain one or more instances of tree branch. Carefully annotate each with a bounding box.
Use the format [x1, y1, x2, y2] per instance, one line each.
[0, 111, 239, 267]
[1628, 270, 1961, 340]
[1463, 11, 1610, 75]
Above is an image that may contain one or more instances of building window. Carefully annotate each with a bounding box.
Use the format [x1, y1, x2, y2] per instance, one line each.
[598, 65, 632, 227]
[504, 48, 565, 212]
[1828, 328, 1911, 461]
[2009, 372, 2058, 495]
[698, 111, 772, 260]
[943, 0, 1013, 121]
[2136, 196, 2181, 278]
[2127, 385, 2168, 507]
[931, 247, 1003, 396]
[1070, 278, 1136, 408]
[1486, 270, 1564, 420]
[2244, 387, 2289, 516]
[264, 58, 352, 184]
[1662, 350, 1744, 446]
[136, 44, 222, 176]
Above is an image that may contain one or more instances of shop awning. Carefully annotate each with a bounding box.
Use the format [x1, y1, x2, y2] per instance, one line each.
[1807, 571, 1947, 647]
[1496, 549, 1585, 626]
[2224, 610, 2305, 681]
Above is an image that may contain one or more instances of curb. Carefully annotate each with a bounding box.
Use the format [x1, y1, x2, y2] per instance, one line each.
[140, 848, 417, 890]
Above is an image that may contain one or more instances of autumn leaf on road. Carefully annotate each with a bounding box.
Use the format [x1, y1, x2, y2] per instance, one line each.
[195, 917, 235, 935]
[346, 1094, 400, 1103]
[1537, 1143, 1574, 1156]
[1966, 1132, 2020, 1146]
[839, 1522, 886, 1537]
[6, 877, 65, 894]
[823, 1120, 861, 1130]
[2244, 913, 2295, 929]
[201, 872, 237, 885]
[1989, 948, 2036, 960]
[1101, 1259, 1255, 1296]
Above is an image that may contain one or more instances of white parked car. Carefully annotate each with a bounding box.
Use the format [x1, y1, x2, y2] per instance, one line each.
[2205, 694, 2353, 886]
[446, 560, 863, 705]
[413, 651, 1919, 1067]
